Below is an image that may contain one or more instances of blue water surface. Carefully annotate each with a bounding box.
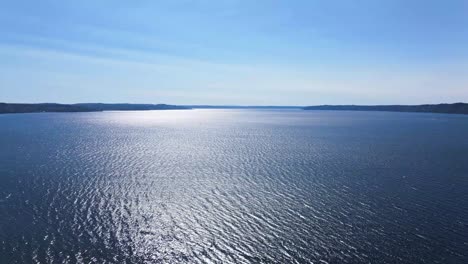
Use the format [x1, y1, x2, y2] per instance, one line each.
[1, 110, 468, 263]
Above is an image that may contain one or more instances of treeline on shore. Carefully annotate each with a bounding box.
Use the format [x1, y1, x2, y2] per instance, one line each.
[303, 103, 468, 115]
[0, 103, 190, 114]
[2, 102, 468, 115]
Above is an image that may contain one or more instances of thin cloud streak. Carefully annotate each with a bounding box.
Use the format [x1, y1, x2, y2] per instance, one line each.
[1, 40, 466, 105]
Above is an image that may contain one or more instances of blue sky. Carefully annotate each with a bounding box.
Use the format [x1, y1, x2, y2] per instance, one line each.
[1, 0, 467, 105]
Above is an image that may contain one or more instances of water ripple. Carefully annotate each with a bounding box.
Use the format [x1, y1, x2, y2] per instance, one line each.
[1, 110, 468, 263]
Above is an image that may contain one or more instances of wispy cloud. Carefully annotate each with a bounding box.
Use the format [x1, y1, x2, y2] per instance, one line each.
[1, 39, 466, 105]
[1, 0, 467, 105]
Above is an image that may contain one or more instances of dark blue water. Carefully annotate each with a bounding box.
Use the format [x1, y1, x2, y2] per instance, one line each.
[1, 110, 468, 263]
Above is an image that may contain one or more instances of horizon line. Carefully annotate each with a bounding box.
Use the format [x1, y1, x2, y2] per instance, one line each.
[2, 102, 468, 107]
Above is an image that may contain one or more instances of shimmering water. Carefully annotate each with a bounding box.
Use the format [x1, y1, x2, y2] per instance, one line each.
[1, 110, 468, 263]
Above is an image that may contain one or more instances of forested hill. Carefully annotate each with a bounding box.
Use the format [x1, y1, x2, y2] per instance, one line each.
[0, 103, 93, 114]
[0, 103, 190, 114]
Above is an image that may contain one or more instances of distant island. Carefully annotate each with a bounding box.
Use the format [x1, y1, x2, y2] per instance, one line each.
[303, 103, 468, 115]
[0, 103, 190, 114]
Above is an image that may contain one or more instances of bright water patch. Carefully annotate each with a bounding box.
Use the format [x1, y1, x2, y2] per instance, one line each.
[1, 110, 468, 263]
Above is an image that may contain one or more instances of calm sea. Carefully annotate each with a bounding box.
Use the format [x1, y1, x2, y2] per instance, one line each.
[1, 110, 468, 263]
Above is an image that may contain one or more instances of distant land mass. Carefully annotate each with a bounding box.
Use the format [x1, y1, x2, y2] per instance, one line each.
[184, 105, 302, 109]
[0, 103, 190, 114]
[0, 103, 94, 114]
[2, 102, 468, 115]
[76, 103, 190, 111]
[303, 103, 468, 115]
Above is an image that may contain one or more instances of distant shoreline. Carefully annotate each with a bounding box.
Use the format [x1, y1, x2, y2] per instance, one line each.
[1, 102, 467, 115]
[0, 103, 190, 114]
[303, 103, 468, 115]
